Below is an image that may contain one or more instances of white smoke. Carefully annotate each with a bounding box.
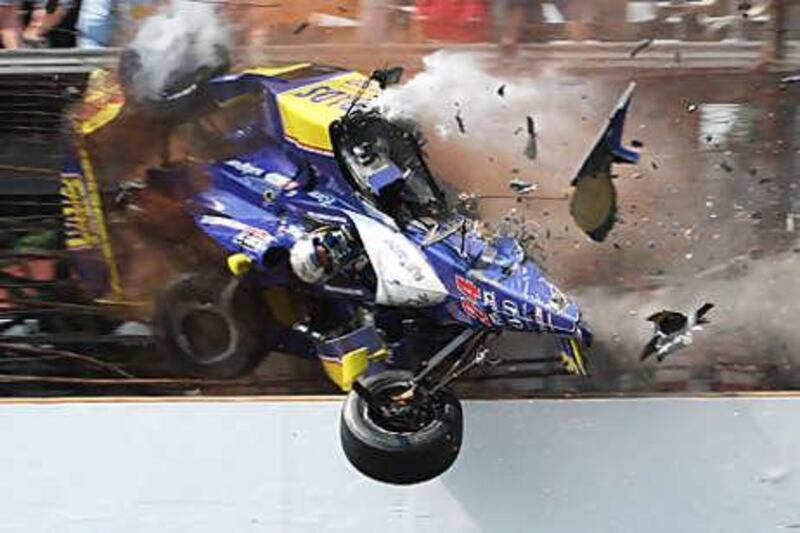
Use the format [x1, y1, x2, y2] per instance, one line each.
[126, 0, 231, 102]
[374, 51, 614, 187]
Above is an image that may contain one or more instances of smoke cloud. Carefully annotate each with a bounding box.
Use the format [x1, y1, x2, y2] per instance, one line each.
[125, 0, 231, 102]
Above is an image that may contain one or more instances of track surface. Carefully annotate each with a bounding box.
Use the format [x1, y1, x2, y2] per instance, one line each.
[2, 396, 799, 532]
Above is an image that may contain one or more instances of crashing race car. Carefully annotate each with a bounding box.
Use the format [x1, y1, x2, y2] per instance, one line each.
[62, 60, 638, 484]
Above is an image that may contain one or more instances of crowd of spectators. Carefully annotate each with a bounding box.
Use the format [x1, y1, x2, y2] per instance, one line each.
[0, 0, 793, 50]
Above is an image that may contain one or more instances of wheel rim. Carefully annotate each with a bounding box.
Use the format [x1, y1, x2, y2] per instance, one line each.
[364, 381, 439, 434]
[175, 305, 235, 365]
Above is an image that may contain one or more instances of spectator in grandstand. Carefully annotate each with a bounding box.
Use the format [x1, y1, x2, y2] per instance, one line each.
[416, 0, 490, 42]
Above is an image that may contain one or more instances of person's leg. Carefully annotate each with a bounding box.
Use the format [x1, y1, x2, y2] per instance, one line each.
[76, 0, 113, 47]
[0, 3, 22, 48]
[22, 7, 44, 41]
[23, 0, 70, 43]
[501, 1, 524, 45]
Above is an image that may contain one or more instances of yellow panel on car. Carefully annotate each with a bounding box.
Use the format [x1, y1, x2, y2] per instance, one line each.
[320, 347, 371, 391]
[276, 72, 380, 154]
[243, 63, 312, 78]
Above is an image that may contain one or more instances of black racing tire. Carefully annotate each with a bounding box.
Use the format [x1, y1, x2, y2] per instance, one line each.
[154, 272, 269, 379]
[340, 370, 463, 485]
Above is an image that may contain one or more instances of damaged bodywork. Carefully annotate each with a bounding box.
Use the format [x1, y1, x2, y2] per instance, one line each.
[62, 60, 639, 485]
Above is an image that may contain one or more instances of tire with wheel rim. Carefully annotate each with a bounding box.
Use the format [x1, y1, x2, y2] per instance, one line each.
[154, 272, 269, 378]
[340, 370, 463, 485]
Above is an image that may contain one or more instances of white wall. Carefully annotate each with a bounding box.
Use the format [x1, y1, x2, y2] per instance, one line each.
[2, 397, 800, 532]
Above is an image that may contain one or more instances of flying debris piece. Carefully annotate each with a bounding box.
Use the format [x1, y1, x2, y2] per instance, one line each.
[631, 139, 644, 148]
[497, 84, 507, 97]
[569, 82, 639, 242]
[509, 179, 537, 195]
[629, 38, 654, 58]
[737, 1, 752, 16]
[640, 303, 714, 362]
[781, 74, 800, 85]
[686, 103, 698, 113]
[651, 160, 659, 170]
[720, 159, 734, 173]
[293, 21, 310, 34]
[455, 112, 466, 134]
[524, 115, 537, 160]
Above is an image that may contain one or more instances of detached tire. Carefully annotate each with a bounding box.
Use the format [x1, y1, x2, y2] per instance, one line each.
[154, 272, 268, 378]
[340, 370, 463, 485]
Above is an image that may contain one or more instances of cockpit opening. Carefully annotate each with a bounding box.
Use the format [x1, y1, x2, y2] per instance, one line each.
[331, 110, 448, 222]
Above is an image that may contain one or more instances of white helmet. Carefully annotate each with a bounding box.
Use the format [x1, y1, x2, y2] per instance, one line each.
[290, 235, 326, 284]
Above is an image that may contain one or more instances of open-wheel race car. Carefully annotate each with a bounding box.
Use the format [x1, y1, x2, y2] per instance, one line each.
[62, 58, 638, 484]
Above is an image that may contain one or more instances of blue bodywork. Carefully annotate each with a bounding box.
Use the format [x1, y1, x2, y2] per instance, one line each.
[69, 65, 640, 379]
[189, 69, 627, 372]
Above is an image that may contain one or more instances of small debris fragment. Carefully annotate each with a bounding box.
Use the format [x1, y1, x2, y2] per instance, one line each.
[631, 172, 644, 180]
[646, 240, 656, 249]
[651, 161, 659, 170]
[705, 134, 713, 143]
[509, 179, 537, 195]
[293, 21, 310, 34]
[631, 139, 644, 148]
[686, 103, 698, 114]
[738, 1, 752, 16]
[782, 74, 800, 85]
[524, 115, 537, 160]
[455, 112, 466, 134]
[629, 38, 654, 58]
[787, 214, 796, 232]
[720, 160, 734, 173]
[749, 211, 763, 220]
[497, 84, 506, 97]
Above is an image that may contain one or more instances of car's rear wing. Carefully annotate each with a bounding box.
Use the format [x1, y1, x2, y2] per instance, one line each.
[569, 82, 639, 242]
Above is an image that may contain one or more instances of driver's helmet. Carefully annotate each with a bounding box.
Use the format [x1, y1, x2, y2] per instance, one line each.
[289, 229, 355, 284]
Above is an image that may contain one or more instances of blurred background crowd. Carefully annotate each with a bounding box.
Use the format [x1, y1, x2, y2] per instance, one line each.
[0, 0, 796, 51]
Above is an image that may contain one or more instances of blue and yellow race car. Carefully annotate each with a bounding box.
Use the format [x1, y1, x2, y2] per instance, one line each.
[62, 60, 638, 484]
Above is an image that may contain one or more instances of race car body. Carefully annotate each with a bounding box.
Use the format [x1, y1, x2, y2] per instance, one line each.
[62, 61, 638, 484]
